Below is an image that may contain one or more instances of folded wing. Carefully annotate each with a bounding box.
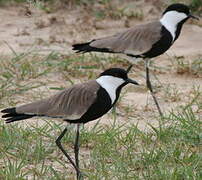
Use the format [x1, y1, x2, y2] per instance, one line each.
[2, 80, 100, 123]
[73, 21, 162, 56]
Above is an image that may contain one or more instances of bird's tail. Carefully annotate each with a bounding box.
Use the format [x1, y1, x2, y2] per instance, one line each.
[72, 40, 113, 54]
[72, 41, 95, 53]
[1, 107, 35, 123]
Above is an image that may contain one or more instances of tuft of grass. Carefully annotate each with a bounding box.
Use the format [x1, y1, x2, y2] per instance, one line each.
[163, 84, 182, 102]
[189, 0, 202, 14]
[0, 51, 55, 106]
[169, 56, 202, 77]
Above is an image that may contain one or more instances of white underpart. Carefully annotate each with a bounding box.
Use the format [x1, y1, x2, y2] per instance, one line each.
[96, 76, 125, 104]
[160, 11, 187, 41]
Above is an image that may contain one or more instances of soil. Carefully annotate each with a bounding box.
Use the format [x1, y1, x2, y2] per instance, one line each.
[0, 4, 202, 131]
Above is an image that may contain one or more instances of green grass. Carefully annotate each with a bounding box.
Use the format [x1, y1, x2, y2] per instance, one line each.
[0, 0, 25, 5]
[189, 0, 202, 14]
[0, 51, 201, 179]
[0, 107, 201, 179]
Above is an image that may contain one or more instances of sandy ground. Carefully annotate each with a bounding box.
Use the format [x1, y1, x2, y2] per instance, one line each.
[0, 4, 202, 131]
[0, 5, 202, 55]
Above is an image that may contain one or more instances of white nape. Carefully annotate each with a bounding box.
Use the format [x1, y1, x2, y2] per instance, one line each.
[96, 76, 125, 104]
[160, 11, 187, 41]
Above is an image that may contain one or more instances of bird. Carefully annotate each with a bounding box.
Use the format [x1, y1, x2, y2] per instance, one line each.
[1, 67, 138, 179]
[72, 3, 199, 117]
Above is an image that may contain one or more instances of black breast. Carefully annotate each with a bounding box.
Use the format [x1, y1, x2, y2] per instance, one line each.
[142, 26, 173, 58]
[66, 87, 112, 124]
[174, 18, 188, 41]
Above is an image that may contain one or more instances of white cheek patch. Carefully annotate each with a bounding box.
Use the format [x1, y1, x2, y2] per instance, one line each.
[160, 11, 187, 41]
[96, 76, 125, 104]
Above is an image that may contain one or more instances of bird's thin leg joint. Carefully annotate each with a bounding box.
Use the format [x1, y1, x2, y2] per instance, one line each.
[55, 127, 81, 178]
[145, 59, 163, 117]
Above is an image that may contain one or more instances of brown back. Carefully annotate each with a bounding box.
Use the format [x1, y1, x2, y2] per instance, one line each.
[91, 21, 162, 55]
[16, 80, 100, 120]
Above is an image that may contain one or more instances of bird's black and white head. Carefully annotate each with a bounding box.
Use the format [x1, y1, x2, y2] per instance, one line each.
[160, 3, 199, 41]
[96, 67, 138, 104]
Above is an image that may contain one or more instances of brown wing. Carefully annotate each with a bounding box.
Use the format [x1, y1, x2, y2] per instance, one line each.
[16, 80, 100, 120]
[90, 21, 162, 55]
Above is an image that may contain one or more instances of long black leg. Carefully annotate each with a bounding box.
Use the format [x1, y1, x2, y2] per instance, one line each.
[55, 128, 81, 177]
[145, 59, 163, 117]
[126, 64, 133, 73]
[74, 124, 81, 179]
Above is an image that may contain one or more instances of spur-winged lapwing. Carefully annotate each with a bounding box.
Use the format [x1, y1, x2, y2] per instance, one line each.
[72, 3, 199, 116]
[1, 67, 138, 179]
